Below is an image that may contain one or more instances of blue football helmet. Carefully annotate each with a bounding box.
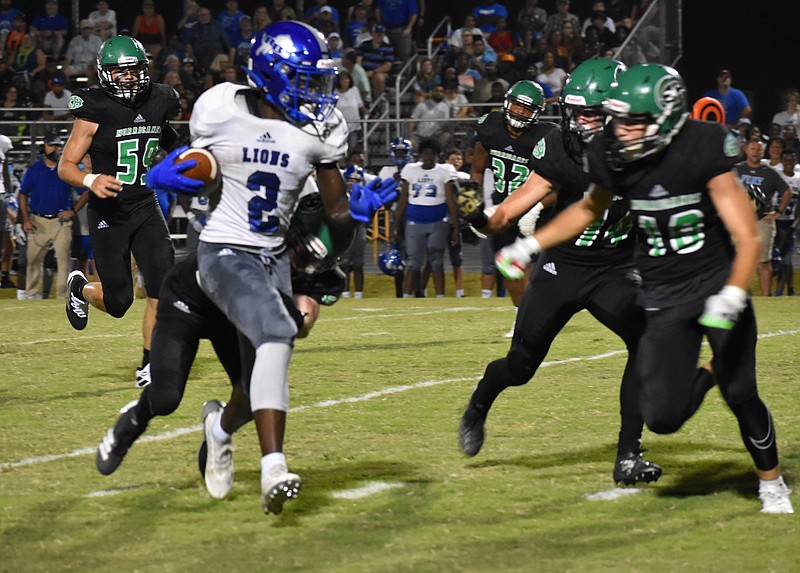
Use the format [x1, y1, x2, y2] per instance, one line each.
[245, 21, 339, 125]
[378, 244, 405, 276]
[389, 137, 414, 167]
[343, 165, 365, 184]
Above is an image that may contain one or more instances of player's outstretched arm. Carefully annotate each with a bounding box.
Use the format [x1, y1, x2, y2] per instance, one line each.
[59, 118, 124, 199]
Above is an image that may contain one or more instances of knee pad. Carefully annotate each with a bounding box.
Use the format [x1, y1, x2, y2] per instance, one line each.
[103, 291, 134, 318]
[249, 342, 292, 411]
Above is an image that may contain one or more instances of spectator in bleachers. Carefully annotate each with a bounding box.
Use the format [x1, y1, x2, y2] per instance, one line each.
[470, 36, 496, 77]
[449, 15, 484, 55]
[544, 29, 569, 70]
[581, 2, 616, 36]
[376, 0, 418, 62]
[472, 0, 508, 35]
[412, 57, 439, 104]
[496, 53, 519, 85]
[177, 0, 199, 44]
[185, 6, 233, 74]
[605, 0, 631, 26]
[203, 53, 231, 90]
[178, 56, 200, 93]
[87, 1, 117, 40]
[132, 0, 167, 60]
[473, 61, 507, 104]
[0, 85, 25, 137]
[544, 0, 580, 38]
[62, 20, 102, 79]
[575, 25, 604, 62]
[488, 17, 513, 56]
[340, 49, 372, 106]
[351, 0, 377, 26]
[30, 0, 67, 61]
[0, 0, 22, 48]
[41, 75, 70, 123]
[327, 32, 343, 65]
[314, 6, 340, 38]
[560, 20, 582, 64]
[217, 0, 246, 47]
[3, 11, 24, 57]
[157, 53, 181, 82]
[345, 3, 370, 47]
[512, 28, 537, 71]
[408, 83, 451, 150]
[11, 33, 45, 81]
[335, 70, 367, 153]
[0, 53, 13, 96]
[251, 5, 271, 32]
[763, 137, 784, 170]
[443, 79, 470, 119]
[356, 24, 394, 99]
[781, 124, 800, 154]
[267, 0, 296, 24]
[771, 91, 800, 130]
[584, 11, 615, 48]
[306, 0, 340, 28]
[516, 0, 547, 38]
[535, 51, 566, 102]
[234, 16, 254, 67]
[219, 64, 241, 85]
[703, 69, 752, 128]
[454, 51, 480, 99]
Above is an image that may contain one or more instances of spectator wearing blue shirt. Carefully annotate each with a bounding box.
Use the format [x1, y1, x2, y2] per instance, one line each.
[305, 0, 341, 26]
[472, 0, 508, 34]
[704, 69, 752, 128]
[0, 0, 23, 44]
[18, 134, 85, 300]
[356, 24, 395, 98]
[30, 0, 68, 60]
[376, 0, 418, 61]
[216, 0, 246, 47]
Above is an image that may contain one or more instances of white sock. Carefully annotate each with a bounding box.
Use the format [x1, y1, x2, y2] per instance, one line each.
[436, 294, 444, 298]
[455, 289, 464, 298]
[354, 291, 363, 299]
[402, 293, 413, 298]
[17, 289, 25, 300]
[211, 412, 231, 443]
[341, 291, 350, 298]
[759, 476, 786, 490]
[481, 289, 492, 298]
[262, 452, 287, 474]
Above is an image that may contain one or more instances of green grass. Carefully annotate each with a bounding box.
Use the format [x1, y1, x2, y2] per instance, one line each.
[1, 277, 798, 573]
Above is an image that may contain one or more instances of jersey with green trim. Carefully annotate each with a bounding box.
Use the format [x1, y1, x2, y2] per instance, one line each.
[587, 119, 740, 306]
[531, 129, 633, 267]
[474, 111, 558, 205]
[68, 84, 179, 203]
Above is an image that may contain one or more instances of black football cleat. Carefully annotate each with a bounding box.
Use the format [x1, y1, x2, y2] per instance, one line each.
[613, 450, 662, 485]
[66, 270, 89, 330]
[96, 401, 148, 476]
[459, 402, 488, 457]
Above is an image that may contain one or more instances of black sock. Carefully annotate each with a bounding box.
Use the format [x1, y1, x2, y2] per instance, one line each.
[2, 271, 8, 281]
[141, 348, 150, 368]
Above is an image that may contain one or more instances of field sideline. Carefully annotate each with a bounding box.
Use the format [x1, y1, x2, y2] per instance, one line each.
[1, 294, 798, 572]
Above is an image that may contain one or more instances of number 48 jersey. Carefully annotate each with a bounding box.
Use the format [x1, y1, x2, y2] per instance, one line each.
[192, 83, 348, 250]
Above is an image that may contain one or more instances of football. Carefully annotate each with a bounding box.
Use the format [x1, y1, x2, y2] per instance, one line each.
[175, 147, 219, 187]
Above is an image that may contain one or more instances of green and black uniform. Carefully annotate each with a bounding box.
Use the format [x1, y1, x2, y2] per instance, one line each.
[588, 118, 778, 471]
[69, 83, 179, 316]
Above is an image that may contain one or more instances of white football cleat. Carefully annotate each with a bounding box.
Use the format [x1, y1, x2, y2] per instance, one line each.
[261, 464, 302, 515]
[760, 478, 794, 514]
[201, 400, 234, 500]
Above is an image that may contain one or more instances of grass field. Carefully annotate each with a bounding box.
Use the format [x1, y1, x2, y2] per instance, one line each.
[1, 277, 798, 573]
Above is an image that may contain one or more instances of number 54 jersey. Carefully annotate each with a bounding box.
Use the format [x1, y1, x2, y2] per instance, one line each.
[192, 83, 348, 250]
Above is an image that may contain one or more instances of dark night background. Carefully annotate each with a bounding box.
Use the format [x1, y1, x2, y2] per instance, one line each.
[61, 0, 800, 128]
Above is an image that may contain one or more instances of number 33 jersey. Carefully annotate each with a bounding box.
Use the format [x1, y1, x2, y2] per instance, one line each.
[192, 83, 348, 250]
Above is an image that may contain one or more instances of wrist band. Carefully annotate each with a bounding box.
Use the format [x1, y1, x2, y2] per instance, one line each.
[186, 212, 196, 221]
[82, 173, 100, 189]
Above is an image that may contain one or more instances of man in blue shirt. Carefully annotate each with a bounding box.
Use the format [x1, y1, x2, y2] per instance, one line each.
[31, 0, 69, 60]
[216, 0, 246, 47]
[18, 134, 86, 299]
[377, 0, 418, 61]
[704, 69, 752, 128]
[472, 0, 508, 34]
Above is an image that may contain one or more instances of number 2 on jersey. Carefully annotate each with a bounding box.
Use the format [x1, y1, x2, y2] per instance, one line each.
[247, 171, 280, 233]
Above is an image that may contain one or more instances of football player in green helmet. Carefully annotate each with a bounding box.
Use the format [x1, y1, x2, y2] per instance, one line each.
[496, 63, 793, 514]
[502, 80, 546, 130]
[96, 35, 151, 103]
[459, 57, 663, 487]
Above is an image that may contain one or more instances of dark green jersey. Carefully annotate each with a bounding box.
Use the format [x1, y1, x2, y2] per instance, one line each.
[68, 83, 180, 203]
[587, 119, 741, 307]
[531, 128, 633, 267]
[474, 111, 558, 205]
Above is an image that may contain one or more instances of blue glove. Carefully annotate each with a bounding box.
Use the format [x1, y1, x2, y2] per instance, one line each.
[145, 145, 205, 194]
[349, 177, 399, 223]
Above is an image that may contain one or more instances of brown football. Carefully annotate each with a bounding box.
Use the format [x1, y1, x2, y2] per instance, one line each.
[175, 148, 219, 186]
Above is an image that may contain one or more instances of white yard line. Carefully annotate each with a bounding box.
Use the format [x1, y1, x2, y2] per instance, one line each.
[2, 328, 797, 472]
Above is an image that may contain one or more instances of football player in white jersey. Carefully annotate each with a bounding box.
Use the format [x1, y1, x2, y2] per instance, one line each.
[145, 21, 396, 515]
[392, 137, 460, 297]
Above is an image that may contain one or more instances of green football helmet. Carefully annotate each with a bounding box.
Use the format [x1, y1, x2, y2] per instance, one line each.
[287, 192, 356, 274]
[503, 80, 545, 130]
[96, 36, 151, 103]
[603, 63, 689, 165]
[560, 57, 627, 144]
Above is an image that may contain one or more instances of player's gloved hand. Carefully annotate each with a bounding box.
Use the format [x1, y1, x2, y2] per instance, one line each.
[186, 212, 204, 234]
[13, 223, 26, 245]
[144, 145, 205, 194]
[518, 202, 544, 237]
[456, 180, 488, 228]
[698, 285, 748, 330]
[349, 177, 398, 222]
[495, 236, 542, 280]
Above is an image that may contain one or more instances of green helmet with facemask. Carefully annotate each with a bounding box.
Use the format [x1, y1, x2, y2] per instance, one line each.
[503, 80, 545, 130]
[97, 36, 151, 103]
[560, 57, 627, 144]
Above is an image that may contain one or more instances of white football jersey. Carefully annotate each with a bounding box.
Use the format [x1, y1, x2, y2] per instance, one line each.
[400, 162, 456, 207]
[377, 164, 403, 183]
[192, 83, 348, 249]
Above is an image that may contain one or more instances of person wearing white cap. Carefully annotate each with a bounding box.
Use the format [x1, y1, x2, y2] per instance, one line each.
[63, 19, 102, 78]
